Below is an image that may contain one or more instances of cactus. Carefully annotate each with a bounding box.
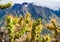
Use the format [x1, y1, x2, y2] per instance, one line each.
[31, 18, 43, 42]
[24, 12, 32, 42]
[18, 16, 23, 25]
[15, 28, 25, 39]
[0, 2, 12, 9]
[46, 18, 60, 42]
[4, 13, 58, 42]
[6, 15, 15, 42]
[13, 16, 19, 25]
[42, 34, 51, 42]
[14, 16, 24, 39]
[35, 19, 43, 42]
[25, 12, 31, 24]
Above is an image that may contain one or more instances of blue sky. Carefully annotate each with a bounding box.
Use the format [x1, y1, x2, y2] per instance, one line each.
[0, 0, 60, 10]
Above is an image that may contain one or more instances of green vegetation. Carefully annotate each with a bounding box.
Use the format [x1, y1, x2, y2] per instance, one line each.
[6, 15, 15, 42]
[0, 2, 12, 9]
[0, 12, 60, 42]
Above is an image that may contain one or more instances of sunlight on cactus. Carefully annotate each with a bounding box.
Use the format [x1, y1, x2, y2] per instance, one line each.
[0, 12, 60, 42]
[6, 14, 15, 42]
[0, 2, 12, 9]
[57, 29, 60, 33]
[46, 18, 60, 42]
[46, 23, 55, 30]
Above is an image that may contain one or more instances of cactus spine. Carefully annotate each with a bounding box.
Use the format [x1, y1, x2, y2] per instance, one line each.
[32, 18, 43, 42]
[6, 15, 14, 42]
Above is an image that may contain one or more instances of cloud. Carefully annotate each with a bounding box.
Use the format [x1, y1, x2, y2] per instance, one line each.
[0, 0, 60, 10]
[33, 0, 60, 10]
[12, 0, 60, 10]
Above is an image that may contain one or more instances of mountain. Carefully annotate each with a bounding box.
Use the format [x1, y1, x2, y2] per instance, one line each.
[0, 2, 60, 26]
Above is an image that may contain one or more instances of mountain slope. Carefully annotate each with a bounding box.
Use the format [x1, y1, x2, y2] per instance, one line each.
[0, 2, 60, 26]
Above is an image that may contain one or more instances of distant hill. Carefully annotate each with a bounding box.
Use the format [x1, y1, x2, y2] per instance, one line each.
[0, 2, 60, 26]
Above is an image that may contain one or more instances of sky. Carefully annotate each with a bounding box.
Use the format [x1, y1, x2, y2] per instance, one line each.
[0, 0, 60, 10]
